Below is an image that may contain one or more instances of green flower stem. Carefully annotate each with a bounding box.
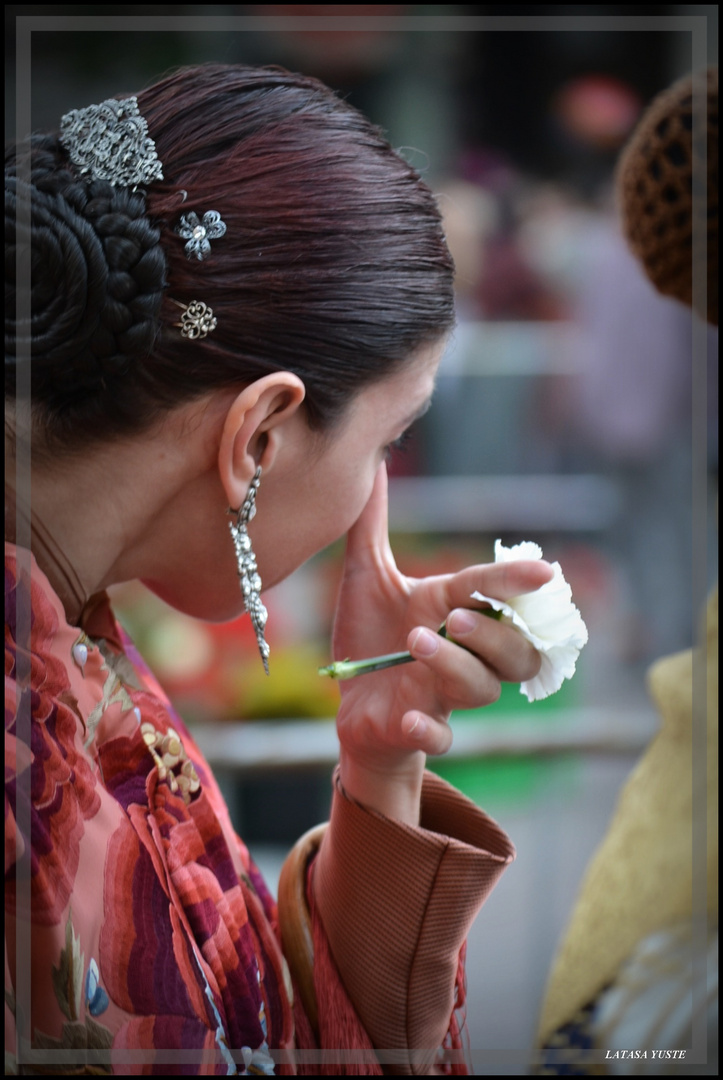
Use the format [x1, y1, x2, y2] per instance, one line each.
[318, 610, 502, 680]
[318, 649, 422, 680]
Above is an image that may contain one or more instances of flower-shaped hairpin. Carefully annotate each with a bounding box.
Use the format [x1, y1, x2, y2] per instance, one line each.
[176, 210, 227, 261]
[172, 299, 217, 339]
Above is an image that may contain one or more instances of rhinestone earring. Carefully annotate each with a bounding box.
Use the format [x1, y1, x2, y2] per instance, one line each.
[229, 467, 270, 675]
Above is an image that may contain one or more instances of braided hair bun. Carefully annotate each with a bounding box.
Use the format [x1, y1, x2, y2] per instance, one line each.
[616, 67, 718, 325]
[5, 134, 166, 445]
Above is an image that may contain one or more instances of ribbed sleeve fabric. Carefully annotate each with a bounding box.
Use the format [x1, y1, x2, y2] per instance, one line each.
[313, 768, 515, 1071]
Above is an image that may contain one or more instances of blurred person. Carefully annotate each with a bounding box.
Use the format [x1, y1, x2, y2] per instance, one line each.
[458, 152, 569, 323]
[565, 211, 698, 661]
[423, 164, 568, 481]
[537, 67, 718, 1076]
[436, 177, 500, 320]
[548, 74, 644, 203]
[532, 135, 716, 662]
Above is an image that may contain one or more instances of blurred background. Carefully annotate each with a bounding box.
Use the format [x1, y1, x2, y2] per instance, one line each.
[8, 6, 718, 1071]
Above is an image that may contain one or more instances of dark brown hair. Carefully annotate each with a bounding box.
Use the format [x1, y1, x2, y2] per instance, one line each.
[6, 64, 455, 453]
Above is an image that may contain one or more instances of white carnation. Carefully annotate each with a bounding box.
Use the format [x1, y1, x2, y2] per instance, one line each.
[471, 539, 588, 702]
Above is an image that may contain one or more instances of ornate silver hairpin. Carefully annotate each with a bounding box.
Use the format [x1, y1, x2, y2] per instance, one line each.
[171, 300, 217, 339]
[59, 96, 163, 188]
[176, 211, 227, 261]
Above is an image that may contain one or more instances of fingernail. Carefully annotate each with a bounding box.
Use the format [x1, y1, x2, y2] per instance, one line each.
[410, 627, 439, 657]
[405, 713, 427, 739]
[447, 609, 476, 635]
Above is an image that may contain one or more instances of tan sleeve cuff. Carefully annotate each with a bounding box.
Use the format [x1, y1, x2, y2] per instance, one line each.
[313, 767, 515, 1063]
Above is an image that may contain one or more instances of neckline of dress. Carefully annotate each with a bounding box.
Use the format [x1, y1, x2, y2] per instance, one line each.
[5, 540, 122, 649]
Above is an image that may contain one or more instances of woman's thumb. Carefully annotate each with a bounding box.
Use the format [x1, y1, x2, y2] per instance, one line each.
[343, 463, 395, 573]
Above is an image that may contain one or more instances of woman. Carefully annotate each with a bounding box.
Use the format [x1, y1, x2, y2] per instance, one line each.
[5, 64, 551, 1074]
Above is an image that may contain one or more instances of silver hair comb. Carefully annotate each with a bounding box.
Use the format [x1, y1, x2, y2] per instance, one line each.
[60, 96, 164, 188]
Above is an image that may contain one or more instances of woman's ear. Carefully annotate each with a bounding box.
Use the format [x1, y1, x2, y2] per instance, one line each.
[218, 373, 306, 511]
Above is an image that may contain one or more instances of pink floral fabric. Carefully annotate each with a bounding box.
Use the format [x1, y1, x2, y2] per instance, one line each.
[5, 546, 290, 1074]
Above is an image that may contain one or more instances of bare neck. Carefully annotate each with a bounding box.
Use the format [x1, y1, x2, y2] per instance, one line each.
[5, 402, 225, 627]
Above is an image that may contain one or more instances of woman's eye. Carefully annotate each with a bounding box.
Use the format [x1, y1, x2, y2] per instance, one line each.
[384, 428, 413, 461]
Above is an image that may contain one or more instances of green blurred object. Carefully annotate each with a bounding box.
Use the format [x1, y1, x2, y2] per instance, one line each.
[462, 671, 578, 721]
[428, 752, 579, 812]
[428, 675, 581, 807]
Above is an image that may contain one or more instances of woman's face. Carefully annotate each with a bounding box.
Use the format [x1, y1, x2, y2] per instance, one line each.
[252, 338, 444, 598]
[144, 338, 445, 623]
[139, 336, 445, 626]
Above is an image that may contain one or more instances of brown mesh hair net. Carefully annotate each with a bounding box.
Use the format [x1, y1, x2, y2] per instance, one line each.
[616, 67, 718, 326]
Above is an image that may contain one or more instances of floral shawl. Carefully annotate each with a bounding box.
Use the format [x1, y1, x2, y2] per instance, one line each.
[5, 545, 292, 1074]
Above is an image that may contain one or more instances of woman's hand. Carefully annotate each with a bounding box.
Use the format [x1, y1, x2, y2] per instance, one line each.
[332, 465, 554, 825]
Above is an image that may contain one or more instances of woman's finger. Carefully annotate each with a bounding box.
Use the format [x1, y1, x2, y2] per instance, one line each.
[444, 608, 542, 683]
[342, 462, 396, 576]
[406, 626, 505, 709]
[407, 613, 541, 699]
[400, 710, 454, 757]
[442, 559, 554, 610]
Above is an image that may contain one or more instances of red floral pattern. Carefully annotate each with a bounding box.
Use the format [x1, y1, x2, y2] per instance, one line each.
[5, 547, 292, 1069]
[5, 560, 101, 926]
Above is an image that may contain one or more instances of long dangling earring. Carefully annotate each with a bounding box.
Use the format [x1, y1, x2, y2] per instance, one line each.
[229, 466, 270, 675]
